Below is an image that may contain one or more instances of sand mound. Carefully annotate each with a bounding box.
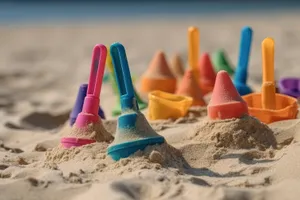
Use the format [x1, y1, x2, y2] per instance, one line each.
[190, 116, 277, 150]
[63, 121, 114, 142]
[44, 141, 186, 175]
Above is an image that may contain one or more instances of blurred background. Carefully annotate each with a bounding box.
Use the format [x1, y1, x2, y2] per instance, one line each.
[1, 0, 300, 127]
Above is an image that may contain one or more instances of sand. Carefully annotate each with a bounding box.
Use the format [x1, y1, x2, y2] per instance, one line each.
[2, 12, 300, 200]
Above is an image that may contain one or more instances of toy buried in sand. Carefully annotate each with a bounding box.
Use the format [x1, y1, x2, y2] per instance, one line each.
[278, 77, 300, 98]
[243, 38, 298, 124]
[61, 44, 109, 148]
[69, 83, 105, 126]
[233, 26, 253, 96]
[208, 70, 248, 120]
[176, 26, 206, 106]
[212, 49, 235, 75]
[140, 50, 177, 95]
[148, 90, 193, 120]
[106, 48, 147, 116]
[107, 42, 165, 161]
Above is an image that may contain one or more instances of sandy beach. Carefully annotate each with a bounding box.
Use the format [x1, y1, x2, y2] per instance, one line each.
[1, 11, 300, 200]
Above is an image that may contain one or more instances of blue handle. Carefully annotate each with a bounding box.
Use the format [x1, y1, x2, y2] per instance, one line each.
[110, 42, 139, 111]
[235, 26, 253, 84]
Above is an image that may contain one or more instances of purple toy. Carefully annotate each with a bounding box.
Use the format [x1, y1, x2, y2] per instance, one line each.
[69, 83, 105, 126]
[278, 77, 300, 98]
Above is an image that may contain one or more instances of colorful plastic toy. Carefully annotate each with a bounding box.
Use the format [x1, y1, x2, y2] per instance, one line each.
[106, 48, 147, 116]
[243, 38, 298, 124]
[188, 26, 200, 83]
[212, 49, 235, 75]
[107, 43, 165, 161]
[208, 70, 248, 120]
[148, 90, 193, 120]
[278, 77, 300, 98]
[69, 84, 105, 126]
[176, 26, 206, 106]
[233, 26, 253, 96]
[140, 51, 177, 95]
[198, 53, 216, 95]
[61, 44, 107, 148]
[170, 53, 185, 79]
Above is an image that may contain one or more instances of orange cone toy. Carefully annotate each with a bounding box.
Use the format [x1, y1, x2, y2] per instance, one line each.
[208, 70, 248, 120]
[176, 26, 206, 106]
[140, 51, 177, 95]
[170, 53, 185, 79]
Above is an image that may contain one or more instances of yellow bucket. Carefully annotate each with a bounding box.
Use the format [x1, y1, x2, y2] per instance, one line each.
[148, 90, 193, 120]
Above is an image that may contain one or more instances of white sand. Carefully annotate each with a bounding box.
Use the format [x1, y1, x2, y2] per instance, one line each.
[1, 12, 300, 200]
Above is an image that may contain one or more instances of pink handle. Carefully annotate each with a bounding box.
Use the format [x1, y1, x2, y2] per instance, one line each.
[87, 44, 107, 98]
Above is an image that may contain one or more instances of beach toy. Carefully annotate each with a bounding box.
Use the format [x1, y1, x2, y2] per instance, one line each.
[243, 38, 298, 124]
[188, 27, 200, 82]
[140, 51, 177, 95]
[233, 26, 253, 96]
[208, 70, 248, 120]
[212, 49, 235, 75]
[176, 26, 206, 106]
[107, 43, 165, 161]
[278, 77, 300, 98]
[61, 44, 107, 148]
[198, 53, 216, 95]
[170, 53, 185, 79]
[106, 48, 147, 116]
[69, 84, 105, 126]
[148, 90, 193, 120]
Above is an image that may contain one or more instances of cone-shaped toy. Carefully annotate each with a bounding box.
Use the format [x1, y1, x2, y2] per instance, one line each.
[170, 53, 185, 79]
[212, 49, 235, 75]
[176, 26, 206, 106]
[69, 84, 105, 126]
[208, 70, 248, 120]
[278, 77, 300, 98]
[243, 38, 298, 124]
[107, 43, 165, 161]
[176, 69, 206, 106]
[233, 26, 253, 96]
[61, 44, 112, 148]
[106, 48, 147, 116]
[140, 51, 177, 95]
[198, 53, 216, 95]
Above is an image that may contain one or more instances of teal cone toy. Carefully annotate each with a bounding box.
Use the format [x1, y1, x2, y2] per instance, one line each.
[212, 49, 235, 75]
[106, 47, 147, 116]
[107, 43, 164, 161]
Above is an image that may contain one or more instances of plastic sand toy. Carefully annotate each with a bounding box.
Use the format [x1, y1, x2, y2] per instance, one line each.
[208, 70, 248, 120]
[107, 42, 165, 161]
[233, 26, 253, 96]
[170, 53, 185, 79]
[61, 44, 108, 148]
[106, 48, 147, 116]
[148, 90, 193, 120]
[243, 38, 298, 124]
[176, 26, 206, 106]
[278, 77, 300, 98]
[212, 49, 235, 75]
[140, 51, 177, 94]
[69, 84, 105, 126]
[198, 53, 216, 95]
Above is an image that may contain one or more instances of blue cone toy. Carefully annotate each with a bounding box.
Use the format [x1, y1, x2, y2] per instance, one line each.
[233, 26, 253, 96]
[107, 42, 164, 161]
[69, 83, 105, 126]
